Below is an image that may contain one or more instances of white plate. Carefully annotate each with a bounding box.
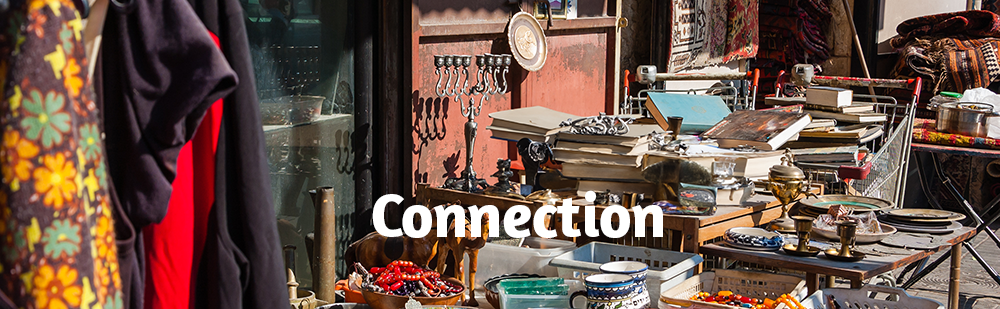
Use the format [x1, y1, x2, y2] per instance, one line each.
[812, 223, 897, 244]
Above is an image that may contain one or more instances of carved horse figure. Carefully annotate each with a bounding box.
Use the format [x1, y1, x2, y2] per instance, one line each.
[345, 206, 450, 269]
[435, 210, 490, 306]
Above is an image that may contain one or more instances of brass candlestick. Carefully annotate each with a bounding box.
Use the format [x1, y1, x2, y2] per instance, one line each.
[436, 54, 512, 192]
[824, 220, 866, 262]
[767, 152, 810, 232]
[781, 216, 821, 256]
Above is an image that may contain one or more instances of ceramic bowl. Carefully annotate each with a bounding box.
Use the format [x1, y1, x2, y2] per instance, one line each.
[584, 274, 636, 288]
[723, 227, 783, 249]
[599, 261, 648, 282]
[813, 222, 897, 244]
[360, 277, 464, 309]
[584, 274, 638, 300]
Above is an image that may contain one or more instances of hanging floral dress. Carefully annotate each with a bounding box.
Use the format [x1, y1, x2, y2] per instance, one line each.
[0, 0, 124, 308]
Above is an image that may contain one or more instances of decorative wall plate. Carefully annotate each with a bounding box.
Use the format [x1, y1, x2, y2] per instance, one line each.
[508, 12, 547, 72]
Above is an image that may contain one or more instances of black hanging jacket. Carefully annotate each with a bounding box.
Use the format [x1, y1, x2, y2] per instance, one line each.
[185, 0, 288, 307]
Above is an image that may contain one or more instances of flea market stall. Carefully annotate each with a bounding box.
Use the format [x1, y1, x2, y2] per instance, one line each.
[324, 2, 1000, 309]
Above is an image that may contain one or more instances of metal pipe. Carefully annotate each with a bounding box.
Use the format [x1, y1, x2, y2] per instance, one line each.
[310, 187, 337, 302]
[651, 72, 749, 81]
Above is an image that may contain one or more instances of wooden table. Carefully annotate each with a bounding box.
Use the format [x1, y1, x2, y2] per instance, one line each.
[700, 227, 976, 309]
[417, 183, 817, 274]
[565, 192, 819, 273]
[415, 183, 551, 211]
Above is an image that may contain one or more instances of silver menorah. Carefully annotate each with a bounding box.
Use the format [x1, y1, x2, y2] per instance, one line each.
[435, 54, 512, 193]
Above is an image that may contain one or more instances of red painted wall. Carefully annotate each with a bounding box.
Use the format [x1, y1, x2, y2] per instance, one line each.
[410, 32, 610, 193]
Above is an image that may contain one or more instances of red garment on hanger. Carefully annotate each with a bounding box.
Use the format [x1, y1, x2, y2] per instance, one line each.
[142, 31, 224, 309]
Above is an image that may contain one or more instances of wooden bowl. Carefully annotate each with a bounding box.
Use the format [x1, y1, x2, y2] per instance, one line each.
[360, 277, 464, 309]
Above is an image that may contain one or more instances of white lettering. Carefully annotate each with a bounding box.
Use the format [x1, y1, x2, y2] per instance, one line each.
[373, 194, 403, 237]
[504, 205, 532, 238]
[534, 204, 558, 238]
[601, 205, 630, 238]
[632, 205, 663, 237]
[376, 194, 668, 239]
[584, 205, 599, 237]
[403, 205, 433, 238]
[469, 205, 500, 237]
[433, 204, 467, 238]
[557, 198, 580, 237]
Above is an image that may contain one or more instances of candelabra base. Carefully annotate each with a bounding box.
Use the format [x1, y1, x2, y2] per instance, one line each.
[441, 170, 488, 193]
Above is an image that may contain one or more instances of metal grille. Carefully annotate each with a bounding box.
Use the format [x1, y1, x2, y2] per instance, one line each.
[621, 71, 759, 115]
[253, 45, 322, 100]
[850, 101, 915, 207]
[778, 76, 921, 208]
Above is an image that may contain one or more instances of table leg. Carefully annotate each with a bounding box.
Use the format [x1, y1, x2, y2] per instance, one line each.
[928, 153, 1000, 249]
[850, 279, 862, 289]
[825, 275, 834, 288]
[950, 244, 961, 309]
[806, 273, 819, 295]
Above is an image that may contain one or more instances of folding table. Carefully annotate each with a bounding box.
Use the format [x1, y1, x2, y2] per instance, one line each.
[899, 143, 1000, 292]
[701, 227, 976, 309]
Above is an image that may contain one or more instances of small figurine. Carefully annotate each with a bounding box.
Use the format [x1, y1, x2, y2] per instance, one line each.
[484, 159, 523, 199]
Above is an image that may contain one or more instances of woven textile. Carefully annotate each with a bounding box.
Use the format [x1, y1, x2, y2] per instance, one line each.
[893, 37, 1000, 92]
[946, 39, 1000, 91]
[912, 118, 1000, 150]
[668, 0, 758, 71]
[754, 0, 829, 67]
[891, 10, 1000, 48]
[724, 0, 759, 62]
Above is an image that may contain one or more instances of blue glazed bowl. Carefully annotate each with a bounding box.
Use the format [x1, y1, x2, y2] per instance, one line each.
[585, 274, 638, 300]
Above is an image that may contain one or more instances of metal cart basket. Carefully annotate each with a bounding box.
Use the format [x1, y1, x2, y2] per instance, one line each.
[622, 68, 761, 114]
[774, 74, 923, 209]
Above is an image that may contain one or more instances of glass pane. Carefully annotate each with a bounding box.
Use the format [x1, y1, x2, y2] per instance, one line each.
[244, 0, 355, 289]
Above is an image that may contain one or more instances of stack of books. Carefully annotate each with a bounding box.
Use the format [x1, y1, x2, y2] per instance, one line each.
[790, 145, 863, 164]
[763, 87, 890, 148]
[785, 124, 884, 148]
[487, 106, 579, 142]
[551, 123, 663, 196]
[765, 87, 887, 124]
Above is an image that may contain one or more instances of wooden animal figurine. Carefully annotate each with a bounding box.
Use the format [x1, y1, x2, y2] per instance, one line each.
[435, 211, 490, 306]
[344, 207, 449, 269]
[344, 231, 440, 270]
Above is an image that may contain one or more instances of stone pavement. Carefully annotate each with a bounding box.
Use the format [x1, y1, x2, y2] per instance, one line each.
[903, 227, 1000, 309]
[828, 222, 1000, 308]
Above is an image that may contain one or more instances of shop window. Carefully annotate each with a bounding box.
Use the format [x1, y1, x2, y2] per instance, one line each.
[244, 0, 355, 289]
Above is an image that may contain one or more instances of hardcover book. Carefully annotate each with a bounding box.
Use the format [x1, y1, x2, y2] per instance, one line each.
[701, 110, 812, 150]
[644, 92, 732, 133]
